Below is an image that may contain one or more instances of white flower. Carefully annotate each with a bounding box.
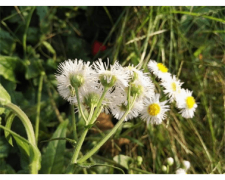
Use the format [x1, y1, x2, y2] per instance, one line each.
[161, 75, 184, 103]
[56, 59, 98, 103]
[92, 59, 129, 89]
[178, 89, 197, 119]
[148, 60, 171, 81]
[183, 160, 191, 170]
[110, 96, 144, 121]
[176, 168, 186, 174]
[125, 66, 155, 99]
[167, 157, 174, 166]
[141, 94, 169, 124]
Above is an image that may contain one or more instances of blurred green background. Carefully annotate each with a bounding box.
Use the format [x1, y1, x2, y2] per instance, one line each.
[0, 6, 225, 174]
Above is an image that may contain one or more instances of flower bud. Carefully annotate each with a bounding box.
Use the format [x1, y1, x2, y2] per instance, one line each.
[99, 73, 117, 88]
[166, 157, 174, 166]
[130, 83, 144, 97]
[182, 160, 190, 170]
[84, 93, 100, 107]
[70, 74, 84, 88]
[162, 165, 167, 172]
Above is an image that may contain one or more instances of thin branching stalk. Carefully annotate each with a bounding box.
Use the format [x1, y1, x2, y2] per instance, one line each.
[77, 94, 137, 164]
[68, 87, 109, 169]
[74, 86, 88, 124]
[23, 6, 35, 58]
[70, 104, 78, 141]
[35, 72, 44, 143]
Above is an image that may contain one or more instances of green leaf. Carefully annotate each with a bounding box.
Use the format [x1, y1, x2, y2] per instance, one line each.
[0, 56, 24, 82]
[0, 83, 11, 114]
[0, 137, 10, 158]
[42, 41, 56, 56]
[40, 120, 68, 174]
[4, 112, 15, 146]
[113, 154, 133, 169]
[0, 29, 14, 55]
[25, 59, 42, 79]
[0, 159, 16, 174]
[122, 136, 144, 147]
[41, 137, 76, 147]
[0, 125, 38, 171]
[76, 162, 125, 174]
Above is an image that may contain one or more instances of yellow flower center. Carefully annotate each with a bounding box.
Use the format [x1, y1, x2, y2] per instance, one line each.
[148, 103, 161, 116]
[171, 82, 176, 91]
[186, 96, 195, 109]
[157, 63, 168, 73]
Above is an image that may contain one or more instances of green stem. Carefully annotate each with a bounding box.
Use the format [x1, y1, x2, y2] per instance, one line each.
[70, 105, 78, 141]
[23, 6, 35, 59]
[68, 88, 109, 172]
[77, 95, 137, 164]
[87, 105, 95, 123]
[74, 86, 87, 124]
[89, 87, 109, 124]
[35, 72, 44, 143]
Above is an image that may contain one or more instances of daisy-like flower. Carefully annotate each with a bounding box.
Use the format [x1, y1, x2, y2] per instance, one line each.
[148, 60, 171, 81]
[176, 168, 186, 174]
[177, 89, 197, 119]
[56, 59, 98, 103]
[110, 96, 144, 121]
[125, 65, 155, 99]
[161, 75, 184, 103]
[92, 59, 129, 89]
[141, 94, 169, 125]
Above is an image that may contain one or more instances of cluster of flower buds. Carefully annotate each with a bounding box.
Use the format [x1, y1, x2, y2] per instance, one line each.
[148, 60, 197, 119]
[56, 58, 197, 125]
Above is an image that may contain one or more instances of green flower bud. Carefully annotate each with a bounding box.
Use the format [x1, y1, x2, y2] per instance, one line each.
[99, 73, 117, 88]
[162, 165, 167, 172]
[84, 93, 100, 107]
[130, 83, 144, 97]
[166, 157, 174, 166]
[70, 74, 84, 88]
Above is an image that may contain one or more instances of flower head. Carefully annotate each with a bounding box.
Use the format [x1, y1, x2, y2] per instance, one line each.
[161, 75, 184, 103]
[148, 60, 171, 81]
[56, 59, 98, 103]
[92, 59, 129, 89]
[125, 65, 155, 99]
[141, 94, 169, 124]
[178, 89, 197, 119]
[110, 96, 144, 121]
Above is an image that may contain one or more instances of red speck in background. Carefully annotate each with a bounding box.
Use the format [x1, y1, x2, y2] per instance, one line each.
[92, 41, 107, 56]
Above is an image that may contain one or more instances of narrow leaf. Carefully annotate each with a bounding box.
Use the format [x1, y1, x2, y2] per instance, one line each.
[41, 120, 68, 174]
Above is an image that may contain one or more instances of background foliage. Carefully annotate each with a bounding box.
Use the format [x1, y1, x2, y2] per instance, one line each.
[0, 6, 225, 174]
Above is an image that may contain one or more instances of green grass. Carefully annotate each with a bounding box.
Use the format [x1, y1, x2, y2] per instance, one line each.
[0, 6, 225, 174]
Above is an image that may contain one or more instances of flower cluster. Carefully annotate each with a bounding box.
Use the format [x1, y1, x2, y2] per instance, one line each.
[56, 58, 197, 125]
[148, 60, 197, 119]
